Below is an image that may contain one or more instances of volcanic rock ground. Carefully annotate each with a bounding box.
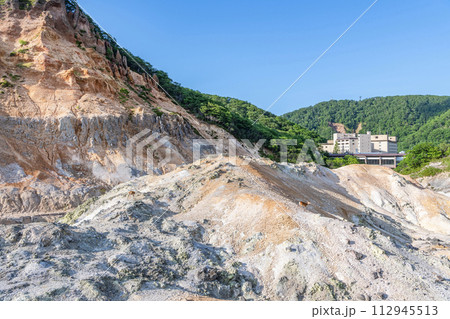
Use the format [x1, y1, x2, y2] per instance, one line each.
[0, 157, 448, 301]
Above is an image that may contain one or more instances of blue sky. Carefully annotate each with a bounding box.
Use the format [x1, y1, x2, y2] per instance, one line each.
[78, 0, 450, 115]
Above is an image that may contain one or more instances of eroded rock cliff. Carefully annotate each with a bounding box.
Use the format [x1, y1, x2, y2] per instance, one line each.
[0, 0, 242, 219]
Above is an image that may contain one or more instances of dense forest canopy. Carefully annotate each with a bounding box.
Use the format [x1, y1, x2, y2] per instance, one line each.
[283, 96, 450, 151]
[401, 109, 450, 150]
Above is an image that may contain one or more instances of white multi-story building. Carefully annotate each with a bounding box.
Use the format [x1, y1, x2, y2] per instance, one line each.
[321, 131, 398, 154]
[335, 133, 360, 153]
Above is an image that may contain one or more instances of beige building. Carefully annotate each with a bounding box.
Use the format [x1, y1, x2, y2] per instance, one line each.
[321, 140, 336, 153]
[371, 134, 398, 153]
[321, 131, 398, 154]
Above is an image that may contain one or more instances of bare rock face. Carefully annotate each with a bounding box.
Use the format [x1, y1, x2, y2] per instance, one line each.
[0, 1, 244, 219]
[335, 165, 450, 235]
[420, 172, 450, 197]
[0, 112, 200, 217]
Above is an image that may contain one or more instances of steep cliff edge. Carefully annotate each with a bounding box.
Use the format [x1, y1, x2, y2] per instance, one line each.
[0, 0, 244, 219]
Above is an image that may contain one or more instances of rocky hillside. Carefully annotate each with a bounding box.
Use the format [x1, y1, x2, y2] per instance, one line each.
[0, 157, 448, 300]
[0, 0, 247, 221]
[0, 0, 323, 221]
[415, 158, 450, 197]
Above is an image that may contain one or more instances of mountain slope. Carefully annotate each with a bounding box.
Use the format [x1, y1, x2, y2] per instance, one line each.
[64, 0, 322, 159]
[283, 95, 450, 150]
[0, 0, 208, 219]
[0, 0, 317, 219]
[402, 108, 450, 149]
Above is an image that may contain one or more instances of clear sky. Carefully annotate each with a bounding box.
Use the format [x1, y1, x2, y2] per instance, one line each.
[77, 0, 450, 115]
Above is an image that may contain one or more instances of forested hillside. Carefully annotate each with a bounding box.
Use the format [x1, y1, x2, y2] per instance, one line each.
[283, 96, 450, 151]
[151, 71, 324, 162]
[401, 109, 450, 150]
[64, 0, 322, 162]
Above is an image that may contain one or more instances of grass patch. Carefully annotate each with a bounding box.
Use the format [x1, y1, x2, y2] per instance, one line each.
[0, 79, 13, 88]
[10, 51, 17, 57]
[410, 157, 450, 178]
[17, 48, 29, 54]
[17, 62, 33, 68]
[152, 107, 164, 116]
[441, 156, 450, 171]
[106, 47, 114, 61]
[59, 197, 97, 225]
[118, 88, 129, 104]
[137, 85, 153, 104]
[19, 39, 29, 46]
[8, 74, 21, 81]
[414, 167, 443, 178]
[18, 0, 36, 10]
[76, 40, 86, 50]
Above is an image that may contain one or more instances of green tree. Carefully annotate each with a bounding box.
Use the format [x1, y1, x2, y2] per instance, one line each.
[395, 142, 448, 175]
[333, 141, 339, 154]
[344, 155, 359, 165]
